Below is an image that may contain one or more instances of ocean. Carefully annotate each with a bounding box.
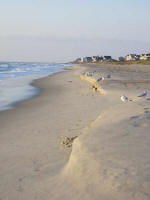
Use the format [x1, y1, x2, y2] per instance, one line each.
[0, 62, 69, 111]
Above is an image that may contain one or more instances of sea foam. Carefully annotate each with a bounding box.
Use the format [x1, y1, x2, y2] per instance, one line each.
[0, 62, 69, 111]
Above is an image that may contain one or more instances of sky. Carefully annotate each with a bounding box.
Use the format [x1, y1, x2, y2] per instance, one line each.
[0, 0, 150, 62]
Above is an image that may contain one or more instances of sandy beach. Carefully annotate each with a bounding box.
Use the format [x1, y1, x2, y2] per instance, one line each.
[0, 64, 150, 200]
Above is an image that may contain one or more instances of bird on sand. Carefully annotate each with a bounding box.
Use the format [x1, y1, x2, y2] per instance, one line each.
[121, 95, 128, 102]
[97, 76, 105, 82]
[138, 91, 147, 97]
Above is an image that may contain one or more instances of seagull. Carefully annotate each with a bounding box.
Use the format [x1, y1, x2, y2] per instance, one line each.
[138, 91, 147, 97]
[121, 95, 128, 102]
[97, 76, 105, 82]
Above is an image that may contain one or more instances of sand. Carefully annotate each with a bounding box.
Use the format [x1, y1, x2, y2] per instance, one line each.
[0, 64, 150, 200]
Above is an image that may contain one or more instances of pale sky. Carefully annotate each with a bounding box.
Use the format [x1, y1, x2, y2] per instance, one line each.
[0, 0, 150, 62]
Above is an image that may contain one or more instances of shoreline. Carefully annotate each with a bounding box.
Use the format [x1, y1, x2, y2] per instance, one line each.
[0, 69, 67, 114]
[0, 64, 150, 199]
[0, 62, 69, 113]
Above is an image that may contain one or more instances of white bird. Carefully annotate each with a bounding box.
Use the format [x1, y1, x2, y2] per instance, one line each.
[121, 95, 128, 102]
[138, 91, 147, 97]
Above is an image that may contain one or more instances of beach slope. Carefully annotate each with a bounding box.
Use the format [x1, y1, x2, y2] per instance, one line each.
[0, 64, 150, 200]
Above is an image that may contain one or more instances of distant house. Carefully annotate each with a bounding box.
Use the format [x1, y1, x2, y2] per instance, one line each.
[103, 56, 112, 61]
[92, 56, 98, 62]
[80, 57, 84, 62]
[146, 54, 150, 60]
[125, 54, 137, 61]
[85, 57, 92, 62]
[75, 58, 81, 63]
[140, 54, 150, 60]
[135, 55, 140, 60]
[118, 57, 125, 62]
[140, 54, 146, 60]
[92, 56, 103, 62]
[97, 56, 104, 61]
[75, 57, 84, 63]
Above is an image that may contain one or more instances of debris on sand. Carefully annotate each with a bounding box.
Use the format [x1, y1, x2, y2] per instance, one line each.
[62, 136, 78, 148]
[92, 85, 99, 91]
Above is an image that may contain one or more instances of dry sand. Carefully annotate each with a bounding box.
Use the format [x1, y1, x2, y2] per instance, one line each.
[0, 64, 150, 200]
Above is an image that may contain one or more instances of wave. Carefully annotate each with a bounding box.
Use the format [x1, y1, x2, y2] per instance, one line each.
[0, 62, 70, 111]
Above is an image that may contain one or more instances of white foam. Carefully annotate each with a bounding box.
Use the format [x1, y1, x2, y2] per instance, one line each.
[0, 63, 69, 111]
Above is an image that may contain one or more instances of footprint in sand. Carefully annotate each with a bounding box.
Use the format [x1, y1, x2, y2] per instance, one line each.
[130, 115, 141, 127]
[130, 115, 140, 120]
[145, 113, 150, 120]
[144, 108, 150, 114]
[130, 109, 150, 128]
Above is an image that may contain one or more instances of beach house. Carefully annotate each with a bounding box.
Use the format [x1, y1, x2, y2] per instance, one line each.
[85, 57, 92, 62]
[103, 56, 112, 61]
[92, 56, 98, 62]
[92, 56, 103, 62]
[118, 57, 125, 61]
[140, 54, 150, 60]
[125, 54, 137, 61]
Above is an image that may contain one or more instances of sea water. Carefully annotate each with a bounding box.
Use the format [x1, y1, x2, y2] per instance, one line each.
[0, 62, 69, 111]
